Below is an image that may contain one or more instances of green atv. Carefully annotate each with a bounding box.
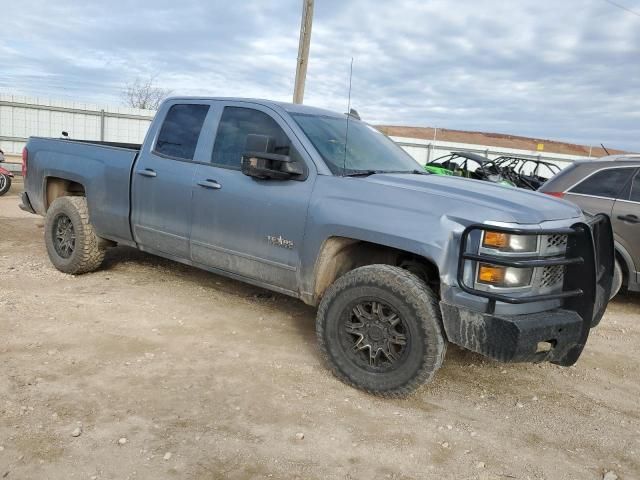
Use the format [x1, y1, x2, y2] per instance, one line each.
[425, 152, 515, 187]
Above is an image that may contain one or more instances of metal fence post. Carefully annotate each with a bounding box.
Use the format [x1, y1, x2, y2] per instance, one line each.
[100, 109, 105, 141]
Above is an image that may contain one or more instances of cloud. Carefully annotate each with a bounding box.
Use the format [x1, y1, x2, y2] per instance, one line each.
[0, 0, 638, 150]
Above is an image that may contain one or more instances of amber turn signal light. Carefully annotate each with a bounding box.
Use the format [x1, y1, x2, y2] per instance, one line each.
[482, 231, 509, 249]
[477, 264, 506, 284]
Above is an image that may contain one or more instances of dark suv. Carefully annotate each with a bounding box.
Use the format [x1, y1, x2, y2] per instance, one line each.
[540, 155, 640, 297]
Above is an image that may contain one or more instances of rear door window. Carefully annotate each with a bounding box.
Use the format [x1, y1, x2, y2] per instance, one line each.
[569, 168, 634, 199]
[154, 104, 210, 160]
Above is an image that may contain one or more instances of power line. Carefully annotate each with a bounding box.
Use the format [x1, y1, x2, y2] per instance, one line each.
[602, 0, 640, 18]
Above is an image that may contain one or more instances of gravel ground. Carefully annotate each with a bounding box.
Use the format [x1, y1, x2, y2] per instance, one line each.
[1, 179, 639, 480]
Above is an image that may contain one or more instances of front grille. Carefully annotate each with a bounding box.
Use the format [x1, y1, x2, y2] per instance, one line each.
[541, 265, 565, 288]
[547, 234, 568, 249]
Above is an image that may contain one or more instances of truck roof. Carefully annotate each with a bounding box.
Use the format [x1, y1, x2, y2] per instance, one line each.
[166, 96, 343, 118]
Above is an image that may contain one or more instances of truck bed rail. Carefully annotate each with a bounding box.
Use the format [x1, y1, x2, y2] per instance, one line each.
[60, 139, 141, 151]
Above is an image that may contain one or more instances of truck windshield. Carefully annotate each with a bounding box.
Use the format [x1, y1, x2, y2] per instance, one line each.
[291, 113, 423, 175]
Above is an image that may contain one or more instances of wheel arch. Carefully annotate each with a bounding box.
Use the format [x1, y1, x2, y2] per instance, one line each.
[44, 176, 86, 211]
[309, 236, 441, 306]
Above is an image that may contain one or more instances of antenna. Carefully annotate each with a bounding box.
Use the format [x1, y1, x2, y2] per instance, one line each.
[343, 57, 354, 176]
[600, 143, 610, 155]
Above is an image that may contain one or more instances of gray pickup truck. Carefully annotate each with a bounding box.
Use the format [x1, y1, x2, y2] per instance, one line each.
[20, 97, 614, 396]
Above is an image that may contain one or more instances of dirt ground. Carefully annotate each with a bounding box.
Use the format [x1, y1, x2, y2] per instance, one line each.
[1, 179, 639, 480]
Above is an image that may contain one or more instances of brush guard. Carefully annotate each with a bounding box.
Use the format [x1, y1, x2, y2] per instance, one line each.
[444, 214, 613, 365]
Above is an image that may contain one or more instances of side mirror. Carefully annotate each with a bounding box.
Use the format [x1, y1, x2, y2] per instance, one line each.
[241, 134, 304, 180]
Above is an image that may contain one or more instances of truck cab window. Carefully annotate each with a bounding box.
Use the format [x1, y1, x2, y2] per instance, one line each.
[154, 104, 210, 160]
[212, 107, 293, 168]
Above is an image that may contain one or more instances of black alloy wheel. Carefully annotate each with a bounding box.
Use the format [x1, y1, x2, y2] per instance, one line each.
[53, 213, 76, 259]
[340, 300, 410, 371]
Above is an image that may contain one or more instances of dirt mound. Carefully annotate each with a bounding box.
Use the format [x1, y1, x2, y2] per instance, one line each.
[377, 125, 627, 157]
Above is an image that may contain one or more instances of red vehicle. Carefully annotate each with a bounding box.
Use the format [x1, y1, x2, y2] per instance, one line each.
[0, 149, 14, 196]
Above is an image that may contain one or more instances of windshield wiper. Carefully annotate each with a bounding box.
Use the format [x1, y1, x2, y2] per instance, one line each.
[387, 169, 429, 175]
[343, 169, 428, 177]
[343, 170, 380, 177]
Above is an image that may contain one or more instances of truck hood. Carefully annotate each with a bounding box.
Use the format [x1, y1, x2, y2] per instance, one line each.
[362, 173, 582, 224]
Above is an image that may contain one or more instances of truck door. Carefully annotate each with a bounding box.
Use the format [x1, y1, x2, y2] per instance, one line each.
[612, 168, 640, 281]
[190, 103, 314, 293]
[131, 102, 210, 258]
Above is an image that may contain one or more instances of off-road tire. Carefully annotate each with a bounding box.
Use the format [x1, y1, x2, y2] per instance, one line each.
[316, 264, 446, 397]
[610, 258, 623, 300]
[44, 196, 105, 274]
[0, 174, 11, 196]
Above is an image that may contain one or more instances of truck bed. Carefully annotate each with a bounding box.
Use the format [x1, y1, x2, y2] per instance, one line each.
[23, 137, 140, 245]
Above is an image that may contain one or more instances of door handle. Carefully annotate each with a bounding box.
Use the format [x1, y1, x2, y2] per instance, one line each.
[136, 168, 157, 178]
[197, 179, 222, 190]
[617, 214, 639, 224]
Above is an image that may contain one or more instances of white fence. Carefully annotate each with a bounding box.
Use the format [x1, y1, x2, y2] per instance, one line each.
[0, 94, 154, 169]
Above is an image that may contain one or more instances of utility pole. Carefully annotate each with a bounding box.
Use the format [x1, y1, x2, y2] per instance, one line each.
[293, 0, 314, 104]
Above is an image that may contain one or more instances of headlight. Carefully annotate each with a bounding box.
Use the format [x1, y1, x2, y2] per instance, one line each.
[477, 263, 533, 288]
[481, 231, 538, 254]
[465, 228, 568, 295]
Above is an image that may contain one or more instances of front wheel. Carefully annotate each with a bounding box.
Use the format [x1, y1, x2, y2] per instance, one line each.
[0, 174, 11, 196]
[316, 265, 446, 397]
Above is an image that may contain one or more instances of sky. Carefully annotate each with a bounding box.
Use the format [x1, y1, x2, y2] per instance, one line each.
[0, 0, 639, 151]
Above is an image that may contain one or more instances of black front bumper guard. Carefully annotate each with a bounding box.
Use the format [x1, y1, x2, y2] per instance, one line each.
[451, 214, 614, 365]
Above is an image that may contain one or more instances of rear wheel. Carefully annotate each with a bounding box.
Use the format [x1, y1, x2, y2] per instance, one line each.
[44, 196, 106, 274]
[316, 265, 446, 397]
[0, 174, 11, 196]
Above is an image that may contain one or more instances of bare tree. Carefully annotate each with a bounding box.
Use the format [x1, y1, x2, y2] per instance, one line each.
[122, 76, 172, 110]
